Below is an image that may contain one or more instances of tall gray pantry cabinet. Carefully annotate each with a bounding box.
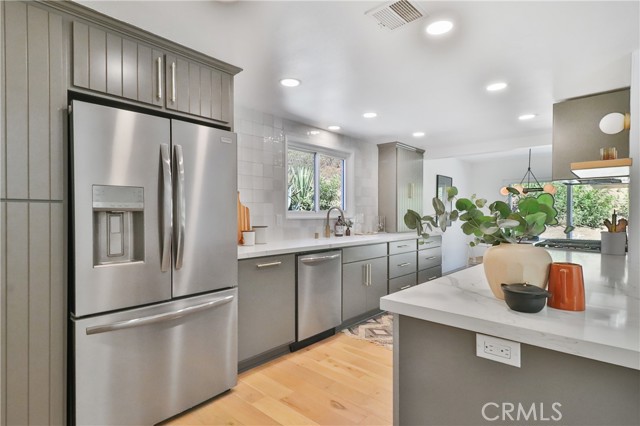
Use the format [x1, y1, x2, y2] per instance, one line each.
[0, 1, 241, 424]
[378, 142, 424, 233]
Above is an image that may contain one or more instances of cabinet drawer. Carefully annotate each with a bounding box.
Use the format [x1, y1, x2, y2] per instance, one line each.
[388, 251, 417, 279]
[418, 265, 441, 284]
[389, 273, 417, 294]
[389, 239, 417, 254]
[342, 243, 387, 264]
[418, 235, 442, 249]
[418, 247, 442, 271]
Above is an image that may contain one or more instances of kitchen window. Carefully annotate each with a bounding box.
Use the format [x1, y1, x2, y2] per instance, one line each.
[286, 142, 348, 215]
[507, 182, 629, 240]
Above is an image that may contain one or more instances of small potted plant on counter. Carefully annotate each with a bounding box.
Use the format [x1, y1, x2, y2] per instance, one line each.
[344, 218, 353, 236]
[404, 187, 573, 299]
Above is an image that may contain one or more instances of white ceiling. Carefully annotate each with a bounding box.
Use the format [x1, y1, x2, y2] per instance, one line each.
[76, 1, 639, 158]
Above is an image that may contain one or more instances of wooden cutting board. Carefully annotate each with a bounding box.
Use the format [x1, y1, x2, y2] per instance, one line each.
[237, 192, 250, 244]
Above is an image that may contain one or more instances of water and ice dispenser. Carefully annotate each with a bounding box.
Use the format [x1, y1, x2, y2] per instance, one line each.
[92, 185, 145, 266]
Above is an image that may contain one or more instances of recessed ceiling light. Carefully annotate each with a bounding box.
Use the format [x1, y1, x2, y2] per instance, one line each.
[363, 112, 377, 118]
[307, 130, 320, 135]
[486, 82, 508, 92]
[426, 20, 454, 36]
[328, 125, 341, 131]
[280, 78, 301, 87]
[412, 132, 425, 138]
[518, 114, 536, 121]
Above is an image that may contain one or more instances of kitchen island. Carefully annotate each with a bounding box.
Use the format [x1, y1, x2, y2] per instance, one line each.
[380, 250, 640, 426]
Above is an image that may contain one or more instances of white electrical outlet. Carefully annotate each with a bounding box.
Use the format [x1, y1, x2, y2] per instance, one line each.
[476, 334, 521, 367]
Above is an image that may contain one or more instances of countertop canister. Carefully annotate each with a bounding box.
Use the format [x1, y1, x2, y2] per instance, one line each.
[252, 226, 268, 244]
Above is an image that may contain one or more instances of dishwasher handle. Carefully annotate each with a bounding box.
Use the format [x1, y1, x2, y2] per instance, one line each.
[85, 295, 234, 335]
[300, 253, 340, 264]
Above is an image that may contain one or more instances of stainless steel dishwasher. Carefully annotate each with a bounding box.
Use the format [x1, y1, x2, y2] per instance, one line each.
[296, 250, 342, 343]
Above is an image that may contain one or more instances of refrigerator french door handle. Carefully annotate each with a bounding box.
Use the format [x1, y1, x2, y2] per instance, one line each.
[174, 144, 186, 270]
[84, 295, 235, 335]
[160, 144, 172, 272]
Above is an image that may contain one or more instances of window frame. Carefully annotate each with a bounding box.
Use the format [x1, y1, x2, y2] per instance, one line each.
[285, 137, 353, 220]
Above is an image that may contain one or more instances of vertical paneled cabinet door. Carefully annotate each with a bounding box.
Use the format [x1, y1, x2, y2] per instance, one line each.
[165, 53, 232, 124]
[396, 147, 423, 232]
[342, 244, 388, 322]
[73, 21, 163, 106]
[237, 255, 296, 364]
[4, 1, 66, 201]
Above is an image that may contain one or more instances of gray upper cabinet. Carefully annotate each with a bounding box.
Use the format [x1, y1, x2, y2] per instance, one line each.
[165, 53, 231, 124]
[73, 21, 164, 107]
[552, 88, 630, 180]
[72, 19, 237, 125]
[378, 142, 424, 232]
[342, 244, 388, 323]
[238, 255, 296, 364]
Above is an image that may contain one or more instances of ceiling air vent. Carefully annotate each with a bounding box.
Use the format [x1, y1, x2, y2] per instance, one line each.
[366, 0, 426, 31]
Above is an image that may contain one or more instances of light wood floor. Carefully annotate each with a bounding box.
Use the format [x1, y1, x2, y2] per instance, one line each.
[164, 333, 393, 425]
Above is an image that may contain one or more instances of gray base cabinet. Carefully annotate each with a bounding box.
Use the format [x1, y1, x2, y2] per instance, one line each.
[342, 244, 388, 323]
[388, 236, 442, 293]
[417, 236, 442, 284]
[238, 255, 295, 363]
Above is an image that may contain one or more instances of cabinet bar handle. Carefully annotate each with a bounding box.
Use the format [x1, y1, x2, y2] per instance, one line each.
[427, 276, 438, 281]
[400, 284, 412, 290]
[396, 244, 410, 248]
[362, 264, 368, 286]
[156, 57, 163, 100]
[424, 256, 437, 260]
[367, 263, 372, 286]
[170, 61, 176, 103]
[256, 261, 282, 268]
[398, 262, 411, 267]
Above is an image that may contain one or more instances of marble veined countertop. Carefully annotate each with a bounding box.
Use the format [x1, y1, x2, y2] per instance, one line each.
[237, 232, 421, 259]
[381, 250, 640, 370]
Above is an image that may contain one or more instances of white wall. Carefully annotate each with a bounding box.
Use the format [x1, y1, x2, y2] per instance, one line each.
[235, 106, 378, 242]
[423, 158, 472, 273]
[467, 147, 553, 201]
[628, 50, 639, 286]
[423, 147, 553, 274]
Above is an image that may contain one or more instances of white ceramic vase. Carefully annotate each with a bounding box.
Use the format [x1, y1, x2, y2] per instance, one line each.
[483, 243, 552, 299]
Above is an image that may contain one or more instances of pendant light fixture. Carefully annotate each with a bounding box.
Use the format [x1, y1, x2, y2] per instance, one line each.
[500, 149, 556, 196]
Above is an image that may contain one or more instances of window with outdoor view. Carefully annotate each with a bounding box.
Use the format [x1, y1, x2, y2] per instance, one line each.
[287, 145, 345, 213]
[508, 182, 629, 240]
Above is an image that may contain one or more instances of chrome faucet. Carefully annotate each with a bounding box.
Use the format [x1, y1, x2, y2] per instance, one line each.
[325, 206, 345, 238]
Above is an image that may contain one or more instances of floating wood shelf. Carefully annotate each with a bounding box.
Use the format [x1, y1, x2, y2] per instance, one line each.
[570, 158, 632, 178]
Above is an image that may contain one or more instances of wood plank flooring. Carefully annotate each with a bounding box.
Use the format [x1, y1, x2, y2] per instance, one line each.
[163, 334, 392, 425]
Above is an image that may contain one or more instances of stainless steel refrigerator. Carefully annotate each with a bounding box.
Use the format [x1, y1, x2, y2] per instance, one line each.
[69, 100, 238, 425]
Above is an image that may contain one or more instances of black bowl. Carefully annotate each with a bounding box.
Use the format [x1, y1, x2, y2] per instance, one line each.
[501, 283, 551, 313]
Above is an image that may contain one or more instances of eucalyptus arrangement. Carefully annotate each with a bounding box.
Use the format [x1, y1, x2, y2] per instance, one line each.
[404, 186, 573, 246]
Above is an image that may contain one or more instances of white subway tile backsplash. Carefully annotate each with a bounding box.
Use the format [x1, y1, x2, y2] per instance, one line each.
[263, 113, 274, 127]
[238, 161, 253, 176]
[252, 176, 264, 190]
[251, 163, 264, 177]
[235, 106, 378, 242]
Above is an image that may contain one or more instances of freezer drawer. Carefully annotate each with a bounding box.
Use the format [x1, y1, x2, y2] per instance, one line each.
[297, 251, 342, 341]
[71, 289, 237, 425]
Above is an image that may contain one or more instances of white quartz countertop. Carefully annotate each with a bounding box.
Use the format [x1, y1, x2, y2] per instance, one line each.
[237, 232, 421, 259]
[381, 250, 640, 370]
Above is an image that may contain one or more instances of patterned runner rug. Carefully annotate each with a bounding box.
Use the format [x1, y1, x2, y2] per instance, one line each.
[342, 313, 393, 350]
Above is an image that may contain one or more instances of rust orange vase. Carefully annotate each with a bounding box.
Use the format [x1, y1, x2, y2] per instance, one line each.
[547, 262, 585, 311]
